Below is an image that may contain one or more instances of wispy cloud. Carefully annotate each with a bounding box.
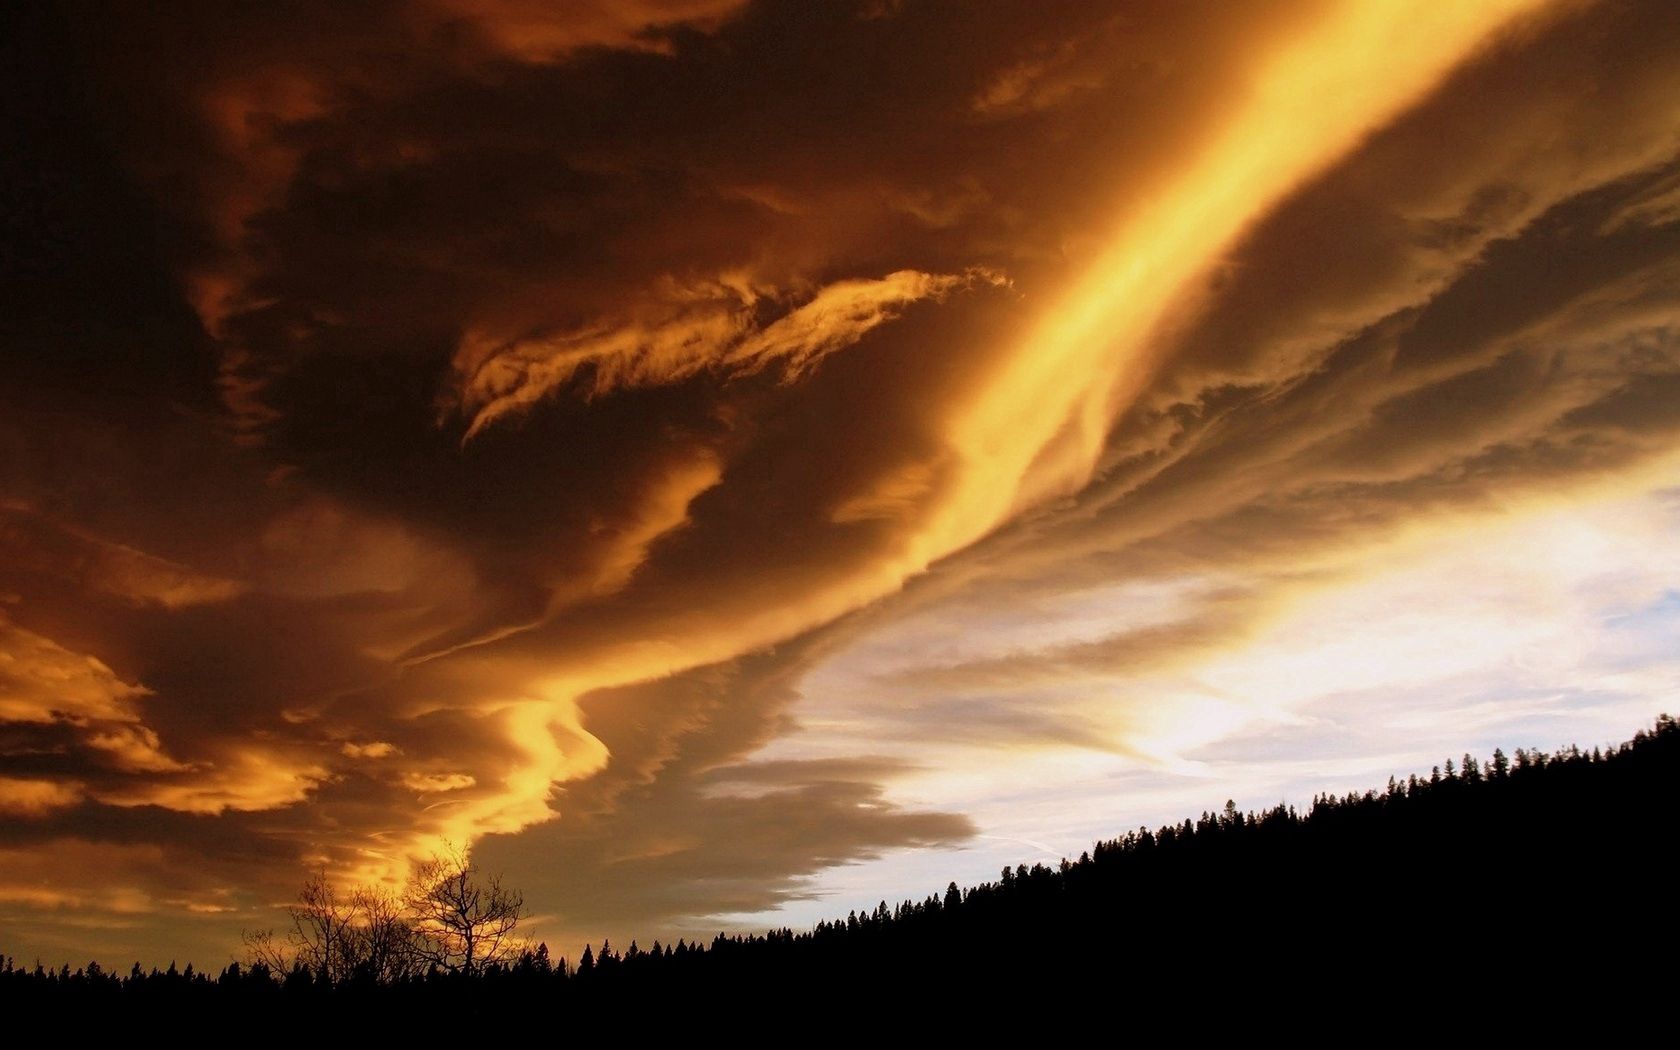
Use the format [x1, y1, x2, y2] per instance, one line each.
[449, 268, 1008, 439]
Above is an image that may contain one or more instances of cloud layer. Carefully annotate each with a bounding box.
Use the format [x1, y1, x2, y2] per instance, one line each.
[3, 0, 1679, 962]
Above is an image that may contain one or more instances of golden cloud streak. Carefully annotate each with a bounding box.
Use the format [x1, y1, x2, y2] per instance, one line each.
[923, 0, 1553, 564]
[388, 0, 1558, 882]
[451, 268, 1004, 439]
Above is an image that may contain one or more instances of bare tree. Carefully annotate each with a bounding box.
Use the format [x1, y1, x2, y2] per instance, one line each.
[402, 842, 525, 975]
[246, 845, 524, 981]
[354, 882, 420, 982]
[244, 871, 416, 982]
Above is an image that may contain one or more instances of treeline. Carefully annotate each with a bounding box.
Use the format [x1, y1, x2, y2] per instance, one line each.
[5, 715, 1677, 1023]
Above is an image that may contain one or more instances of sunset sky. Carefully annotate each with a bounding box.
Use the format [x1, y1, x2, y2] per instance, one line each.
[4, 0, 1680, 966]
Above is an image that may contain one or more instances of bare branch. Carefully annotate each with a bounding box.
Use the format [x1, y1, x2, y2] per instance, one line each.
[248, 844, 525, 983]
[402, 841, 525, 975]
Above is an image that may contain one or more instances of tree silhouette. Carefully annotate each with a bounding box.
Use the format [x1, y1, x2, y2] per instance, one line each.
[244, 871, 413, 983]
[402, 843, 525, 975]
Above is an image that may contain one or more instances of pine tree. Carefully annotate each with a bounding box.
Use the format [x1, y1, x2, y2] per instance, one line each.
[1490, 748, 1509, 778]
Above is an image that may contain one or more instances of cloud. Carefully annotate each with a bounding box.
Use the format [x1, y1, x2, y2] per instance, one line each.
[449, 268, 1007, 439]
[401, 771, 477, 792]
[0, 777, 83, 817]
[0, 508, 245, 610]
[5, 0, 1680, 968]
[478, 643, 974, 943]
[422, 0, 747, 62]
[737, 0, 1680, 857]
[0, 613, 188, 781]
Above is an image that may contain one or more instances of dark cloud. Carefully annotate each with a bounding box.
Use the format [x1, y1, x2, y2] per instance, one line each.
[469, 639, 974, 943]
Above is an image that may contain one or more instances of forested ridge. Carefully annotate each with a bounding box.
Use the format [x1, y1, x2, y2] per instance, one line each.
[7, 715, 1676, 1023]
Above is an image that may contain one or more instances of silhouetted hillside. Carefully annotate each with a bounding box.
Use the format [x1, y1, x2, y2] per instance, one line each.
[7, 715, 1676, 1028]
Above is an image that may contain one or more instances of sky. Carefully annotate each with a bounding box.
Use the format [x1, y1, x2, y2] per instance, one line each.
[3, 0, 1679, 967]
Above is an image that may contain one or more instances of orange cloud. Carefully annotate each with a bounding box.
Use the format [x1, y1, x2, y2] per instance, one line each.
[0, 778, 83, 817]
[0, 614, 186, 776]
[8, 0, 1680, 969]
[422, 0, 746, 62]
[401, 771, 478, 793]
[450, 268, 1007, 439]
[0, 507, 245, 610]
